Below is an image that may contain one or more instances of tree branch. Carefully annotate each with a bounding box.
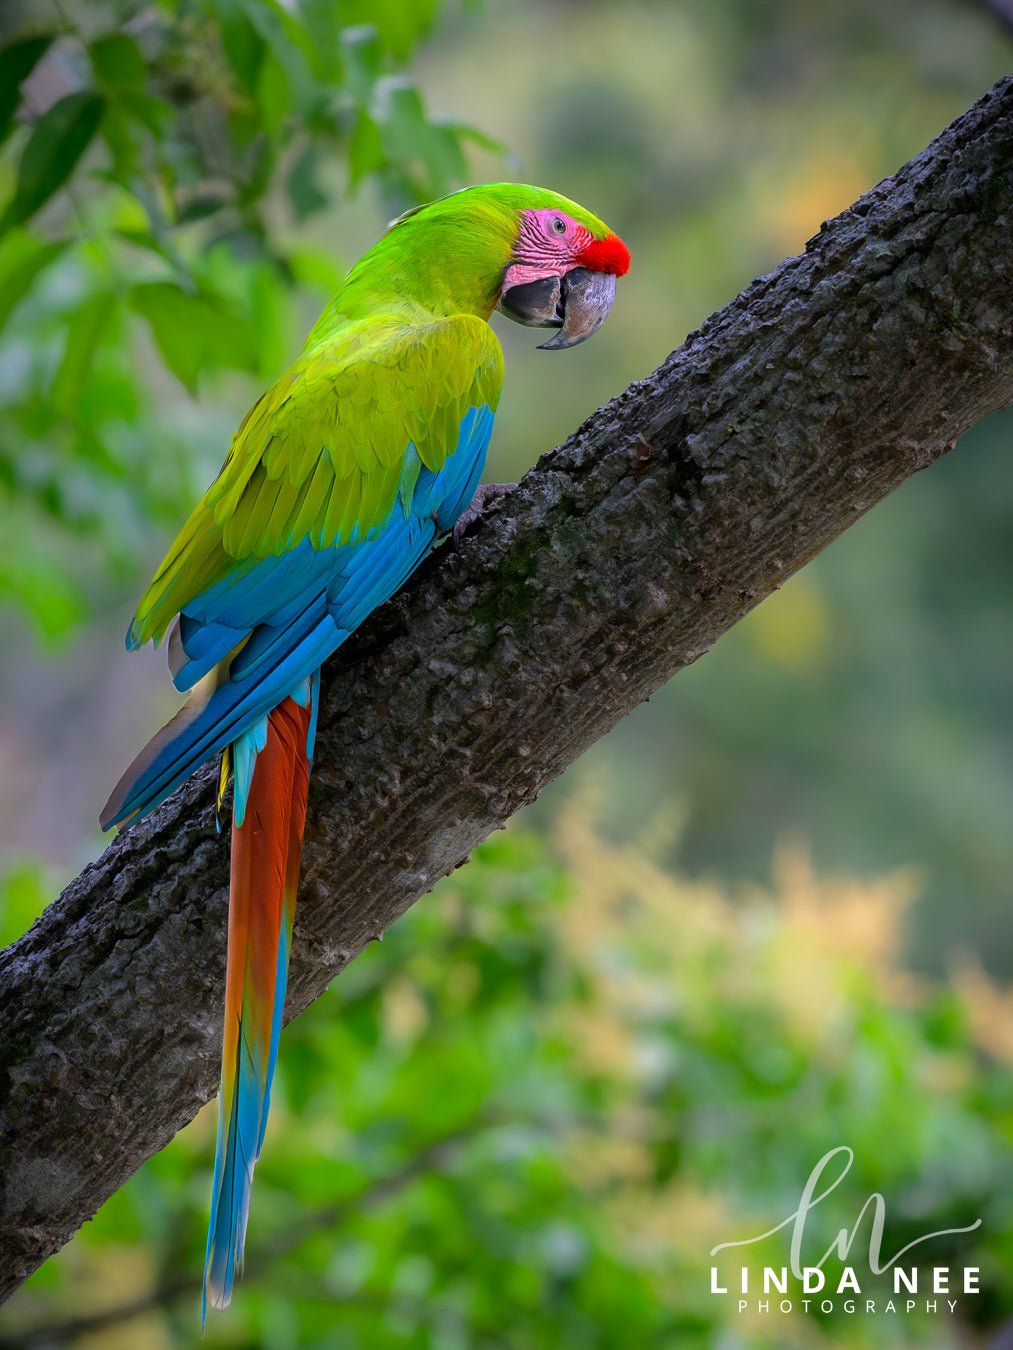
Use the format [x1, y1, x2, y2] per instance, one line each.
[1, 77, 1011, 1303]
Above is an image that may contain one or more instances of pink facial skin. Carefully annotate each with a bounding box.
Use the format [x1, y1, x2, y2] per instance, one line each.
[502, 208, 630, 290]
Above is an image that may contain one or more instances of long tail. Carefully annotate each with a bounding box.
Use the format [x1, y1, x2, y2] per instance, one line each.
[202, 680, 317, 1319]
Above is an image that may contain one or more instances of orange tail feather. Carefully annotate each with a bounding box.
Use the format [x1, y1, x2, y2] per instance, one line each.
[203, 693, 313, 1317]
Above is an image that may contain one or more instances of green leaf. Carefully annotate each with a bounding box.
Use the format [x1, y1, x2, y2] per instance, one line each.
[215, 2, 266, 95]
[0, 548, 85, 641]
[255, 50, 291, 139]
[112, 225, 172, 261]
[286, 142, 327, 219]
[0, 91, 105, 234]
[288, 244, 345, 295]
[295, 0, 343, 80]
[341, 24, 382, 103]
[0, 34, 53, 146]
[99, 94, 166, 177]
[52, 291, 118, 414]
[449, 121, 510, 158]
[337, 0, 438, 61]
[377, 81, 467, 197]
[247, 257, 290, 376]
[377, 79, 429, 164]
[175, 191, 231, 224]
[0, 228, 66, 336]
[0, 859, 54, 946]
[239, 0, 315, 110]
[117, 90, 168, 137]
[98, 104, 140, 178]
[426, 123, 468, 190]
[90, 33, 146, 92]
[129, 281, 258, 393]
[348, 108, 385, 187]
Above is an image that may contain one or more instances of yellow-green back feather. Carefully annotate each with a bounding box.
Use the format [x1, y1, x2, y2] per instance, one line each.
[130, 314, 503, 648]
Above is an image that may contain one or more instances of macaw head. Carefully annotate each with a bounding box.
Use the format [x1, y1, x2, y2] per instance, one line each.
[385, 183, 630, 350]
[491, 188, 630, 350]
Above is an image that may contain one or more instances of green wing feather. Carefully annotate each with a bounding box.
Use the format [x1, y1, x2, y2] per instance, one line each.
[130, 314, 503, 648]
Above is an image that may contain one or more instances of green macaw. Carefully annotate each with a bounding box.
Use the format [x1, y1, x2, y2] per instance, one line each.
[101, 182, 630, 1315]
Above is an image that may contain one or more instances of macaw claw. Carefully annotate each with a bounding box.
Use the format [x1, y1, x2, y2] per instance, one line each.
[453, 482, 517, 543]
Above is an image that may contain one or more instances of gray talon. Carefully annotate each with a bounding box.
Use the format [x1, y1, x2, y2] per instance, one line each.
[453, 482, 517, 543]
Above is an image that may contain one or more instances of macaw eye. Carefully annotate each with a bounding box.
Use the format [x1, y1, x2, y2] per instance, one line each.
[551, 217, 567, 235]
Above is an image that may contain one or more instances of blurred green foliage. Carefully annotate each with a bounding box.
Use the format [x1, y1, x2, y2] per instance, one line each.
[4, 815, 1013, 1347]
[2, 0, 1013, 1345]
[0, 0, 500, 638]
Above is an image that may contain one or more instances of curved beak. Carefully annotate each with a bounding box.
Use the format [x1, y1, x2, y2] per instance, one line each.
[538, 268, 616, 351]
[497, 267, 617, 351]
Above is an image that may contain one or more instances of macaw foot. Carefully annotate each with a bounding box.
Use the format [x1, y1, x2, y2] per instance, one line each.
[453, 482, 517, 544]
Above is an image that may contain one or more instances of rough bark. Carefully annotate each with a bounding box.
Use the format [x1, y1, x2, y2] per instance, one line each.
[2, 77, 1012, 1302]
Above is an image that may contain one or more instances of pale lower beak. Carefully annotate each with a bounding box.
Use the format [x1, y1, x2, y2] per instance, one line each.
[538, 268, 616, 350]
[496, 267, 617, 351]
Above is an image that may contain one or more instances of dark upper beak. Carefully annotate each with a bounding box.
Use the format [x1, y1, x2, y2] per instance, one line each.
[497, 267, 617, 351]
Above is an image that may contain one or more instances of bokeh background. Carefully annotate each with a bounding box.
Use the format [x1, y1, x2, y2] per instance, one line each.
[1, 1, 1012, 1346]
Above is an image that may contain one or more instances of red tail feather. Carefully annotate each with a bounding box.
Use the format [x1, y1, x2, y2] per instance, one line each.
[204, 695, 312, 1314]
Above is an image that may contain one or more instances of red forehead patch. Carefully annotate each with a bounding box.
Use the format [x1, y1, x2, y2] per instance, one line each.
[577, 233, 631, 277]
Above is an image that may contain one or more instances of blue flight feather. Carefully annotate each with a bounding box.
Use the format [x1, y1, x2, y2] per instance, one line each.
[103, 406, 494, 832]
